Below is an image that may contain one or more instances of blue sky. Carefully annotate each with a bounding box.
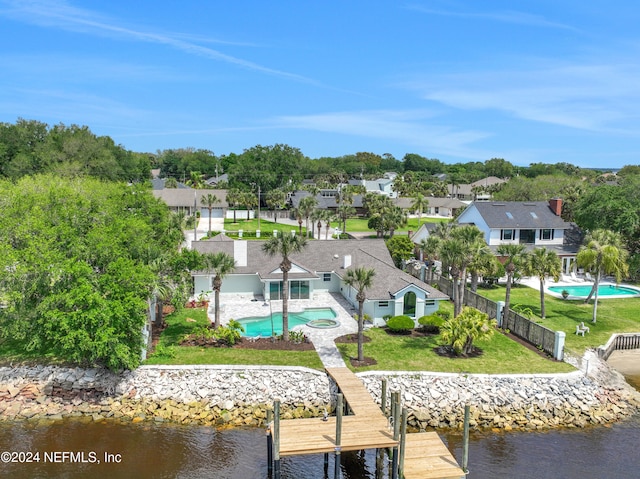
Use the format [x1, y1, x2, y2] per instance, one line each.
[1, 0, 640, 168]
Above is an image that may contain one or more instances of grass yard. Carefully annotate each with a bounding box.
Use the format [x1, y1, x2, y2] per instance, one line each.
[344, 216, 450, 235]
[478, 284, 640, 356]
[145, 307, 324, 369]
[223, 218, 306, 237]
[337, 328, 575, 374]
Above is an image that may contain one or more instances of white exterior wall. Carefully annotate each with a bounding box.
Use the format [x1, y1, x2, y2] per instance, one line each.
[457, 205, 491, 243]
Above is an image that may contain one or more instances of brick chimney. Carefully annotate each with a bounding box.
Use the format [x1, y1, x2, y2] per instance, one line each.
[548, 198, 563, 216]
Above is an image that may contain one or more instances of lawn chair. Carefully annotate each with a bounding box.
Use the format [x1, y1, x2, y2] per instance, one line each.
[585, 272, 593, 282]
[576, 323, 590, 336]
[570, 272, 583, 282]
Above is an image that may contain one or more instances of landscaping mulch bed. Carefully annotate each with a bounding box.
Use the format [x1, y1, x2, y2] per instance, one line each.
[232, 337, 315, 351]
[334, 333, 378, 367]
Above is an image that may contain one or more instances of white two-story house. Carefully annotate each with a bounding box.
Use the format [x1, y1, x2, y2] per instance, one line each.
[457, 199, 580, 274]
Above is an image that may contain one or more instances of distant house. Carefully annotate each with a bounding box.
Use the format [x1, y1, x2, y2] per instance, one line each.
[152, 188, 228, 218]
[192, 236, 448, 325]
[447, 176, 507, 201]
[395, 197, 466, 218]
[456, 199, 580, 273]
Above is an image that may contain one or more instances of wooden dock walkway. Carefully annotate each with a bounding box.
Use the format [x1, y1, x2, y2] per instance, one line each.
[274, 367, 465, 478]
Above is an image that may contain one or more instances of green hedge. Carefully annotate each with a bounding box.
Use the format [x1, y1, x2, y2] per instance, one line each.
[386, 315, 414, 333]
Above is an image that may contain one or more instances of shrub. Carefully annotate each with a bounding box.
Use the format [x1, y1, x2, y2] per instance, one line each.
[214, 319, 244, 346]
[386, 315, 415, 333]
[435, 310, 451, 321]
[418, 314, 444, 333]
[440, 307, 496, 356]
[287, 330, 308, 344]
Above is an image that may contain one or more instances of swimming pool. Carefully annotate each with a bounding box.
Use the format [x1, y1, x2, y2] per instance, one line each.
[237, 307, 337, 337]
[548, 283, 640, 299]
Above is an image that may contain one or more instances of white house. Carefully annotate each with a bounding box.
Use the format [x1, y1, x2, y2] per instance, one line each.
[191, 236, 449, 326]
[457, 199, 580, 273]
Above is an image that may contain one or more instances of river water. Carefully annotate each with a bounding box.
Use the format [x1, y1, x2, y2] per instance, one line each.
[1, 413, 639, 479]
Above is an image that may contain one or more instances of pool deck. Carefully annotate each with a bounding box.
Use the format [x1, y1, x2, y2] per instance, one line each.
[209, 292, 359, 367]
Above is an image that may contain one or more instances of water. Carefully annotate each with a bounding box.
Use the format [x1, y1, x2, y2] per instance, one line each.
[548, 283, 640, 298]
[1, 416, 639, 478]
[238, 308, 337, 337]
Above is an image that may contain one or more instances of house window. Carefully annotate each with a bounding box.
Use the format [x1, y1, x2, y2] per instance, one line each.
[323, 273, 331, 282]
[378, 301, 389, 308]
[501, 229, 514, 241]
[434, 207, 440, 214]
[290, 281, 310, 299]
[269, 282, 283, 300]
[540, 229, 554, 240]
[425, 300, 435, 306]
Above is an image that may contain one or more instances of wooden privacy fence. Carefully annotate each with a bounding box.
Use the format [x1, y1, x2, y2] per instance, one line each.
[436, 276, 557, 357]
[597, 333, 640, 360]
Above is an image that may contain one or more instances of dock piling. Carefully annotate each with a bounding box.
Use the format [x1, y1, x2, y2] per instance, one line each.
[335, 393, 343, 479]
[273, 400, 281, 479]
[462, 404, 470, 475]
[266, 408, 273, 474]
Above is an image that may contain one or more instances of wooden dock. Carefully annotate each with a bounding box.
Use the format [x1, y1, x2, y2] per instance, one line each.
[272, 367, 465, 478]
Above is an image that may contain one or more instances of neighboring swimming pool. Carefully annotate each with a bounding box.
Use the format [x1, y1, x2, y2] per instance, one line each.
[237, 307, 338, 337]
[548, 283, 640, 299]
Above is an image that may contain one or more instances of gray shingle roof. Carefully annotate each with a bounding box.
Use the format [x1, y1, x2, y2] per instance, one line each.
[469, 201, 569, 229]
[193, 237, 448, 300]
[152, 188, 228, 207]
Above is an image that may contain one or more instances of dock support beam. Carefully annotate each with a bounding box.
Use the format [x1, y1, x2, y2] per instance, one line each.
[334, 393, 343, 479]
[399, 407, 407, 478]
[273, 400, 281, 479]
[381, 378, 388, 416]
[463, 404, 470, 475]
[390, 392, 400, 479]
[266, 409, 273, 475]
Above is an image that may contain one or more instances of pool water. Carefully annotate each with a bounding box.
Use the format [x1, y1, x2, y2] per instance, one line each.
[238, 307, 337, 337]
[548, 283, 640, 298]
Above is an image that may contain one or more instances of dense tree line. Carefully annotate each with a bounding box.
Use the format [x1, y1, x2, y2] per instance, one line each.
[0, 119, 151, 181]
[0, 175, 188, 370]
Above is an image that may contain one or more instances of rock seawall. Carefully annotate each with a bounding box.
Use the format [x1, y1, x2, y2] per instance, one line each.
[1, 362, 638, 431]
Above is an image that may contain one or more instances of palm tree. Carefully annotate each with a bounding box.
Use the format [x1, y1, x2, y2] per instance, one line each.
[242, 191, 258, 221]
[577, 229, 629, 323]
[526, 248, 561, 319]
[292, 206, 304, 235]
[496, 244, 527, 327]
[468, 241, 495, 292]
[344, 267, 376, 362]
[419, 235, 442, 284]
[410, 193, 429, 227]
[200, 193, 220, 235]
[298, 196, 317, 238]
[262, 232, 308, 341]
[324, 211, 336, 240]
[226, 188, 242, 223]
[164, 177, 178, 188]
[204, 252, 236, 328]
[440, 225, 486, 316]
[186, 171, 205, 189]
[336, 204, 355, 236]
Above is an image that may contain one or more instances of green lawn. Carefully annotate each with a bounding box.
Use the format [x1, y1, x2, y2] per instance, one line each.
[223, 218, 306, 236]
[144, 307, 324, 369]
[146, 299, 575, 374]
[221, 216, 449, 238]
[337, 327, 574, 374]
[478, 284, 640, 356]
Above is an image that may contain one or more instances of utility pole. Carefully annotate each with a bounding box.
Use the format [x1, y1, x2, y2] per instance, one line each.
[257, 184, 261, 231]
[193, 190, 197, 244]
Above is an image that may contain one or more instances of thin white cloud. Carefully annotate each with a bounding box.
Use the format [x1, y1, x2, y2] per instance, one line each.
[268, 109, 492, 159]
[0, 0, 316, 84]
[403, 60, 640, 134]
[407, 4, 579, 32]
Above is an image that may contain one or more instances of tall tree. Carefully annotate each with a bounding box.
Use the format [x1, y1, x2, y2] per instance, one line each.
[186, 171, 205, 189]
[577, 229, 629, 323]
[343, 267, 376, 362]
[526, 248, 561, 319]
[200, 193, 220, 235]
[410, 193, 429, 227]
[298, 196, 317, 238]
[204, 252, 236, 329]
[262, 232, 308, 341]
[496, 244, 527, 327]
[226, 188, 242, 223]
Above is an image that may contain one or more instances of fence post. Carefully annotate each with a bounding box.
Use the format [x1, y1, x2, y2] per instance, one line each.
[553, 331, 565, 361]
[496, 301, 505, 328]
